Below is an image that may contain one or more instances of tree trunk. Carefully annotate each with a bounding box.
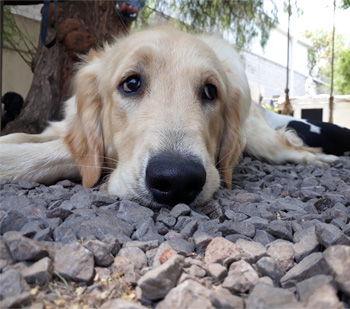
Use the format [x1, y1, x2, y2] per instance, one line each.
[2, 0, 130, 135]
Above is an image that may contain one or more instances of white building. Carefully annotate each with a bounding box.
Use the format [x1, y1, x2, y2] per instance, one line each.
[242, 25, 314, 104]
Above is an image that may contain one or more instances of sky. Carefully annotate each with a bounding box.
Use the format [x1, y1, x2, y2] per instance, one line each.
[278, 0, 350, 40]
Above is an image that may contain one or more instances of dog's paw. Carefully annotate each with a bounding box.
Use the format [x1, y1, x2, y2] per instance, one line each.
[314, 154, 339, 166]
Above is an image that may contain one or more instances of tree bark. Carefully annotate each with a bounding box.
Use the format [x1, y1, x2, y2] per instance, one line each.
[2, 0, 131, 135]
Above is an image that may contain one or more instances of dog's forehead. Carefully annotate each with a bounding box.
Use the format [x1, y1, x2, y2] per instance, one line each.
[115, 28, 221, 69]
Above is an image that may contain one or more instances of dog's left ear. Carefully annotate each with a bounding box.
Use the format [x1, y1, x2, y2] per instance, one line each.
[218, 87, 244, 189]
[65, 55, 104, 188]
[214, 43, 251, 189]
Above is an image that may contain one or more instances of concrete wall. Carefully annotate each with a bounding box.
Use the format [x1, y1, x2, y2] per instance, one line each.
[2, 10, 41, 100]
[244, 51, 308, 103]
[291, 95, 350, 128]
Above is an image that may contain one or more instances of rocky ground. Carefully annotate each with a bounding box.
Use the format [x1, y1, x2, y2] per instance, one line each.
[0, 154, 350, 309]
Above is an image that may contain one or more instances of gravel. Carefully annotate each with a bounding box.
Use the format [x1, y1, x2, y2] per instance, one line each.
[0, 154, 350, 308]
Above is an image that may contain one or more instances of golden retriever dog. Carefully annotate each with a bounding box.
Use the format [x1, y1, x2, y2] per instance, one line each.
[0, 26, 338, 208]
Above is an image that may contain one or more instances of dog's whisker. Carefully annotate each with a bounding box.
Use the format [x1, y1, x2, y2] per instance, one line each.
[71, 154, 119, 164]
[215, 148, 237, 167]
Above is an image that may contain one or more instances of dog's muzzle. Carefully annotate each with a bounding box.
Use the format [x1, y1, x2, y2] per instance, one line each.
[145, 153, 206, 206]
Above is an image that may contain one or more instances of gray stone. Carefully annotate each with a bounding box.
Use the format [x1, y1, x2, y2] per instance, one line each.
[169, 203, 191, 218]
[187, 264, 206, 278]
[0, 269, 29, 299]
[155, 221, 169, 235]
[3, 231, 48, 262]
[112, 256, 139, 284]
[19, 220, 46, 238]
[123, 240, 159, 253]
[304, 284, 343, 309]
[267, 220, 293, 241]
[100, 298, 147, 309]
[256, 256, 284, 284]
[53, 226, 78, 243]
[0, 210, 30, 234]
[301, 176, 319, 187]
[246, 283, 300, 309]
[315, 223, 350, 247]
[83, 239, 114, 267]
[156, 279, 215, 309]
[22, 256, 53, 286]
[180, 219, 198, 238]
[267, 240, 295, 272]
[244, 217, 269, 230]
[296, 275, 334, 303]
[232, 193, 261, 203]
[18, 180, 40, 190]
[56, 215, 132, 243]
[236, 239, 267, 263]
[280, 252, 333, 288]
[197, 219, 221, 237]
[193, 231, 212, 253]
[160, 279, 245, 309]
[116, 200, 154, 229]
[46, 207, 73, 220]
[167, 239, 195, 254]
[101, 234, 121, 256]
[207, 263, 227, 282]
[0, 292, 32, 308]
[222, 260, 259, 293]
[132, 218, 164, 243]
[234, 203, 260, 217]
[204, 237, 242, 265]
[156, 212, 176, 228]
[324, 245, 350, 297]
[211, 287, 245, 309]
[199, 200, 224, 220]
[225, 233, 252, 243]
[118, 247, 147, 271]
[0, 195, 31, 211]
[269, 183, 283, 196]
[253, 229, 276, 246]
[235, 212, 251, 222]
[219, 221, 256, 238]
[69, 190, 97, 208]
[300, 190, 322, 201]
[152, 242, 174, 267]
[293, 227, 320, 263]
[224, 209, 238, 220]
[174, 216, 193, 232]
[335, 272, 350, 298]
[137, 254, 184, 301]
[164, 230, 184, 241]
[54, 243, 94, 282]
[33, 227, 53, 241]
[94, 267, 111, 280]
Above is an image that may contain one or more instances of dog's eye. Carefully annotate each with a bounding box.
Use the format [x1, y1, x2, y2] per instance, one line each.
[121, 75, 141, 94]
[202, 84, 217, 101]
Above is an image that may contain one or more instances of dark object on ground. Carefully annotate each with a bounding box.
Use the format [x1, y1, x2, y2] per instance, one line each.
[287, 120, 350, 156]
[261, 103, 350, 156]
[1, 92, 24, 129]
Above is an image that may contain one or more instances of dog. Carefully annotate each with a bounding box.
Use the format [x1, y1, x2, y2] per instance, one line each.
[0, 26, 339, 208]
[261, 106, 350, 156]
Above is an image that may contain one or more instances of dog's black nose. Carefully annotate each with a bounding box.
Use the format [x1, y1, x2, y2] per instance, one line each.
[146, 154, 206, 206]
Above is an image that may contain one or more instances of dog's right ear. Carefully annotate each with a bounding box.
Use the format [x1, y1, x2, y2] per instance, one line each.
[65, 53, 104, 188]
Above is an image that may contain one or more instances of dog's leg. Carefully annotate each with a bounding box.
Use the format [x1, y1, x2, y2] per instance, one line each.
[242, 112, 338, 166]
[0, 139, 80, 184]
[0, 121, 67, 144]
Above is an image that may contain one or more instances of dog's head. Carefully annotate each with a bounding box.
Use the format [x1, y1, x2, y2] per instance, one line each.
[65, 26, 251, 208]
